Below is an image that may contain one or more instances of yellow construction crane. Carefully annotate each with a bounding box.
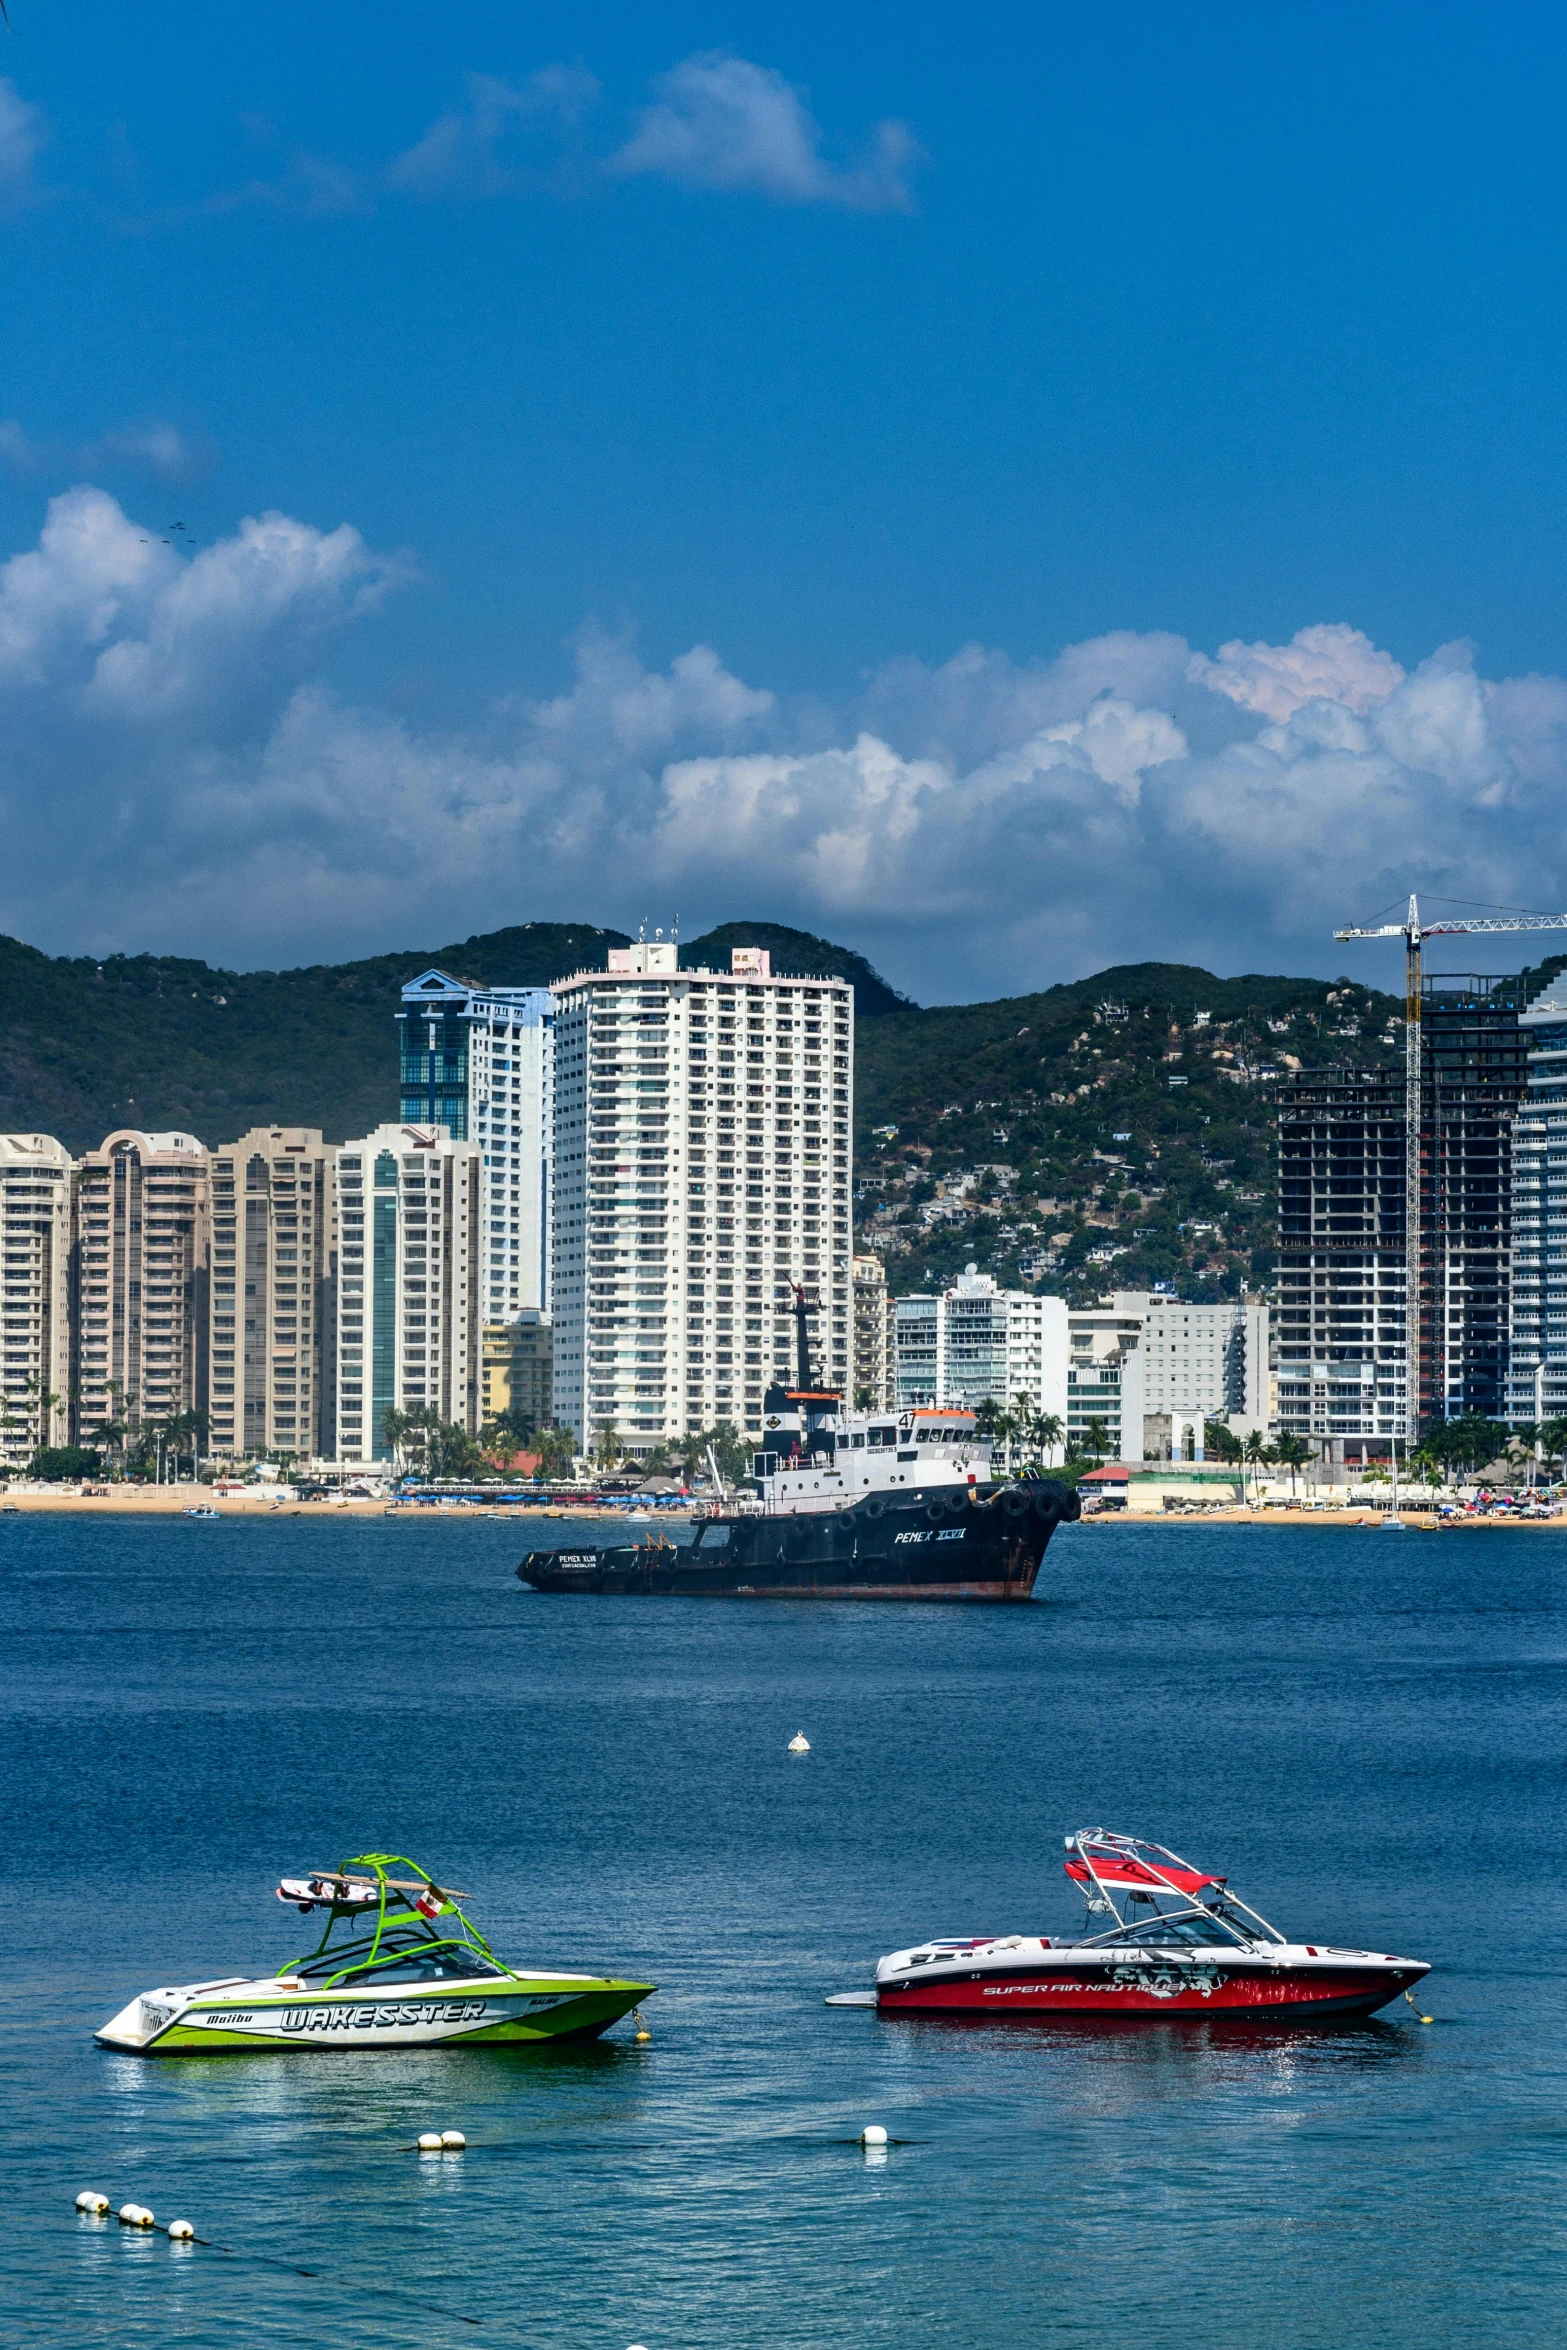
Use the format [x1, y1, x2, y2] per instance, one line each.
[1333, 895, 1567, 1435]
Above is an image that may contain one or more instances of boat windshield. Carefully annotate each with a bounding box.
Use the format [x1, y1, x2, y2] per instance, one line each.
[294, 1926, 510, 1985]
[1090, 1909, 1252, 1948]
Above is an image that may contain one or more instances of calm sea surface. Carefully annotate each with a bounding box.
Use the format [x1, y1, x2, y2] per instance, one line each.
[4, 1511, 1567, 2348]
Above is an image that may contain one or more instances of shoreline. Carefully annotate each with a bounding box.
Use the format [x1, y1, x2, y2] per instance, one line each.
[0, 1489, 665, 1519]
[0, 1487, 1552, 1528]
[1083, 1505, 1556, 1527]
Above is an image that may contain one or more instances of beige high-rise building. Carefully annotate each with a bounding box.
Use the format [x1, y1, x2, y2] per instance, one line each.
[551, 941, 853, 1451]
[332, 1125, 483, 1465]
[481, 1311, 553, 1432]
[852, 1253, 893, 1409]
[207, 1128, 337, 1462]
[72, 1131, 209, 1442]
[0, 1133, 74, 1467]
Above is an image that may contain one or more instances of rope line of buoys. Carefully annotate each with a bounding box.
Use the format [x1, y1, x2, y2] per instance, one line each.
[73, 2188, 482, 2324]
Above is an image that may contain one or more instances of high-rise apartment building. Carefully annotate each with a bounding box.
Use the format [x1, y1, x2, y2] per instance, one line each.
[0, 1133, 73, 1467]
[72, 1131, 208, 1442]
[332, 1125, 482, 1464]
[1276, 973, 1531, 1454]
[892, 1265, 1068, 1426]
[206, 1128, 336, 1462]
[1506, 978, 1567, 1428]
[550, 941, 853, 1450]
[398, 970, 554, 1317]
[851, 1253, 893, 1408]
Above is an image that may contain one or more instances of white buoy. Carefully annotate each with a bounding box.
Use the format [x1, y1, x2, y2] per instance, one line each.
[416, 2132, 443, 2152]
[166, 2220, 195, 2241]
[440, 2130, 466, 2150]
[860, 2125, 888, 2147]
[75, 2191, 110, 2215]
[118, 2203, 154, 2227]
[788, 1732, 811, 1753]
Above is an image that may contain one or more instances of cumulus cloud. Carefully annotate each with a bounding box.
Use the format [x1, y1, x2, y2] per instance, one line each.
[1189, 622, 1405, 721]
[3, 485, 1566, 999]
[0, 78, 46, 215]
[608, 52, 921, 210]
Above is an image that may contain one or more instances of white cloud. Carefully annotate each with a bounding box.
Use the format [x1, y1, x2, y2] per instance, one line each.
[607, 53, 922, 210]
[3, 486, 1566, 1000]
[1189, 622, 1405, 722]
[0, 416, 209, 482]
[160, 51, 917, 226]
[0, 78, 45, 215]
[385, 66, 601, 198]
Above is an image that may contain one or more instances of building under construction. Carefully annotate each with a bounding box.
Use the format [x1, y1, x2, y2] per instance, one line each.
[1276, 972, 1532, 1456]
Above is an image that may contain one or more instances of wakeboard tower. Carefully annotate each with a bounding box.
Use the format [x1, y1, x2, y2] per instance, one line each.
[95, 1852, 654, 2055]
[841, 1829, 1431, 2020]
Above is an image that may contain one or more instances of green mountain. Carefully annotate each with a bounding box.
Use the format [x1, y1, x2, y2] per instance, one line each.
[853, 961, 1402, 1303]
[0, 919, 1427, 1299]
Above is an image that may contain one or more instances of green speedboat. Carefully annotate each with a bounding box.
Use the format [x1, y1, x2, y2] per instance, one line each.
[95, 1852, 655, 2055]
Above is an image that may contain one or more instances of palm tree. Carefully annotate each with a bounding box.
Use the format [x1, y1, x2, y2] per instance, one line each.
[1272, 1432, 1313, 1497]
[594, 1420, 622, 1474]
[1035, 1411, 1064, 1467]
[1540, 1417, 1567, 1486]
[991, 1408, 1019, 1475]
[1242, 1428, 1273, 1504]
[1079, 1416, 1113, 1464]
[1508, 1423, 1542, 1491]
[530, 1424, 579, 1481]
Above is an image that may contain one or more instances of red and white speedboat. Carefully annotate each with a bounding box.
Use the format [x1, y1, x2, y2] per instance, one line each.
[854, 1830, 1430, 2021]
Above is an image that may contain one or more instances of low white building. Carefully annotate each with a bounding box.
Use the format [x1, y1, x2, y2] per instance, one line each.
[332, 1125, 482, 1465]
[1066, 1297, 1147, 1462]
[1064, 1288, 1270, 1463]
[893, 1264, 1068, 1437]
[1128, 1290, 1270, 1453]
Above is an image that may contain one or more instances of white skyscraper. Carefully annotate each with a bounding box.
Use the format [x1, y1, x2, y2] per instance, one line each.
[550, 941, 853, 1452]
[398, 970, 553, 1318]
[0, 1133, 73, 1466]
[332, 1124, 482, 1464]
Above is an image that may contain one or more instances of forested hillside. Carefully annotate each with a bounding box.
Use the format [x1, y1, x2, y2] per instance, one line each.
[0, 918, 1439, 1300]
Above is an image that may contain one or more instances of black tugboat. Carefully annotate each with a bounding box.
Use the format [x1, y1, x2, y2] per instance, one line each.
[517, 1288, 1078, 1602]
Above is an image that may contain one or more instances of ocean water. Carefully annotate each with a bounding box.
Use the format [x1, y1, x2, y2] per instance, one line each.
[4, 1511, 1567, 2349]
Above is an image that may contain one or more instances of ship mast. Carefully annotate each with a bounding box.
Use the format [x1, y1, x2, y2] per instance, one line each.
[784, 1281, 820, 1389]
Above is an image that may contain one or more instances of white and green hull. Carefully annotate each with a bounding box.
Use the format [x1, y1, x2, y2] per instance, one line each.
[96, 1971, 651, 2055]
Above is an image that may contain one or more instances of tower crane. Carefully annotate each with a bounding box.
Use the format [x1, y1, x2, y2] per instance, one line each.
[1333, 896, 1567, 1433]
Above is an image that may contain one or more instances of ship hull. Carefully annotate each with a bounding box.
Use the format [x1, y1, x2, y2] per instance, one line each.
[95, 1976, 651, 2055]
[517, 1479, 1078, 1602]
[876, 1960, 1424, 2020]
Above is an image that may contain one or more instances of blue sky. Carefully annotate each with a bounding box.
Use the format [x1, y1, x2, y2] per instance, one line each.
[3, 2, 1567, 1001]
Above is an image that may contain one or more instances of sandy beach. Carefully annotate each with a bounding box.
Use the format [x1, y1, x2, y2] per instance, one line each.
[0, 1487, 635, 1519]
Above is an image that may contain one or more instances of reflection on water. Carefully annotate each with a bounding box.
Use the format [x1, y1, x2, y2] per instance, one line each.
[4, 1514, 1567, 2347]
